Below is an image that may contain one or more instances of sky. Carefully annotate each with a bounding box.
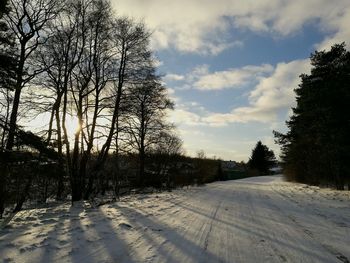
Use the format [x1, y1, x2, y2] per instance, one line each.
[111, 0, 350, 161]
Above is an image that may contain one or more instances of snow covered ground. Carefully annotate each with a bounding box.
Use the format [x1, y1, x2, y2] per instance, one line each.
[1, 175, 349, 263]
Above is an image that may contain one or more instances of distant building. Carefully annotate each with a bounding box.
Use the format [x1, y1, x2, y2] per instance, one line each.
[221, 160, 237, 171]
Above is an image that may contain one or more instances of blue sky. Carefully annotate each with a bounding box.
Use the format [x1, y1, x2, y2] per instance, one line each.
[113, 0, 350, 161]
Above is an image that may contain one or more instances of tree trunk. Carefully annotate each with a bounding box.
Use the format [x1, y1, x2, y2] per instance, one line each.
[61, 87, 73, 202]
[56, 176, 64, 200]
[139, 147, 145, 187]
[82, 87, 100, 200]
[46, 105, 56, 144]
[71, 96, 83, 201]
[0, 90, 10, 150]
[93, 46, 126, 176]
[0, 167, 6, 218]
[6, 87, 21, 150]
[6, 42, 26, 151]
[13, 171, 33, 213]
[71, 180, 83, 202]
[55, 106, 65, 200]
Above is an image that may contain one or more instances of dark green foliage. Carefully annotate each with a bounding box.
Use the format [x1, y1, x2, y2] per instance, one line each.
[0, 0, 8, 14]
[0, 0, 16, 91]
[15, 130, 59, 160]
[0, 118, 59, 160]
[274, 43, 350, 189]
[248, 141, 276, 175]
[217, 161, 224, 181]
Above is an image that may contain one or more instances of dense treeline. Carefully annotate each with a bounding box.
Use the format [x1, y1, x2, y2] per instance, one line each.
[274, 43, 350, 190]
[0, 0, 221, 219]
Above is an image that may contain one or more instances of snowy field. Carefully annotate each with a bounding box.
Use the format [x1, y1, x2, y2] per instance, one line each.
[0, 175, 349, 263]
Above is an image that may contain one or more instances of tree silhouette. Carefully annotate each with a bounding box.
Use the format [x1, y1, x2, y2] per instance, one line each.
[274, 43, 350, 189]
[248, 141, 276, 175]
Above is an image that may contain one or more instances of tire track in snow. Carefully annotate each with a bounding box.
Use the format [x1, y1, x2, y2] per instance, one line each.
[203, 200, 222, 251]
[271, 184, 350, 263]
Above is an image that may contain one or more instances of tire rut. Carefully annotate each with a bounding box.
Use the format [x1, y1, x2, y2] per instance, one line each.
[203, 199, 222, 251]
[271, 185, 350, 263]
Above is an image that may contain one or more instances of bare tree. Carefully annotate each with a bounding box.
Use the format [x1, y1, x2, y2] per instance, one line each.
[151, 131, 183, 189]
[32, 0, 92, 200]
[4, 0, 61, 150]
[0, 0, 60, 219]
[1, 0, 175, 210]
[121, 70, 174, 186]
[84, 17, 151, 198]
[69, 0, 113, 201]
[0, 89, 12, 150]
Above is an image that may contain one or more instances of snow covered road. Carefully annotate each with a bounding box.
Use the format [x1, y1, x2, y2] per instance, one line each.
[1, 175, 350, 263]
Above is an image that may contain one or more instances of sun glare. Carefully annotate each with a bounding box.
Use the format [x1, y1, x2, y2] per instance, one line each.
[26, 112, 81, 142]
[65, 115, 81, 139]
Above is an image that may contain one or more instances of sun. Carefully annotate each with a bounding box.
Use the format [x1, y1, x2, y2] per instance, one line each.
[65, 115, 81, 139]
[24, 112, 81, 143]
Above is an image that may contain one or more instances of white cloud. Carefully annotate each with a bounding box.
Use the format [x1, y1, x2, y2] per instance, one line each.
[164, 73, 185, 82]
[167, 59, 310, 127]
[152, 58, 164, 68]
[167, 66, 308, 159]
[189, 64, 210, 79]
[165, 59, 311, 160]
[316, 10, 350, 50]
[167, 87, 175, 95]
[169, 108, 204, 126]
[164, 63, 273, 91]
[112, 0, 350, 54]
[204, 40, 244, 56]
[193, 64, 273, 90]
[202, 59, 311, 125]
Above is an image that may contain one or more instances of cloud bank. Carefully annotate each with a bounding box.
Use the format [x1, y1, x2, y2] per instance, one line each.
[169, 59, 310, 126]
[113, 0, 350, 54]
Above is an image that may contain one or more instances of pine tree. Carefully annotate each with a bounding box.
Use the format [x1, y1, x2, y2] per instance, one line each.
[0, 0, 16, 92]
[248, 141, 276, 175]
[274, 43, 350, 189]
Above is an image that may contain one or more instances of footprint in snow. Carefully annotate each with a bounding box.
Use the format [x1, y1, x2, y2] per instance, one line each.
[41, 218, 58, 224]
[303, 229, 313, 236]
[151, 228, 163, 232]
[19, 244, 38, 253]
[279, 255, 287, 262]
[335, 221, 348, 227]
[4, 243, 16, 248]
[59, 214, 70, 218]
[119, 222, 133, 229]
[24, 216, 37, 221]
[58, 240, 69, 246]
[36, 233, 47, 238]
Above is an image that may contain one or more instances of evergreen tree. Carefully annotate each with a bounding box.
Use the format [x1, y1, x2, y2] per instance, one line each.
[274, 43, 350, 189]
[0, 0, 16, 92]
[248, 141, 276, 175]
[0, 1, 16, 92]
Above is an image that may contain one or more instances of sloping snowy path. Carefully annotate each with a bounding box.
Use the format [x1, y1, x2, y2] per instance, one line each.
[1, 175, 349, 263]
